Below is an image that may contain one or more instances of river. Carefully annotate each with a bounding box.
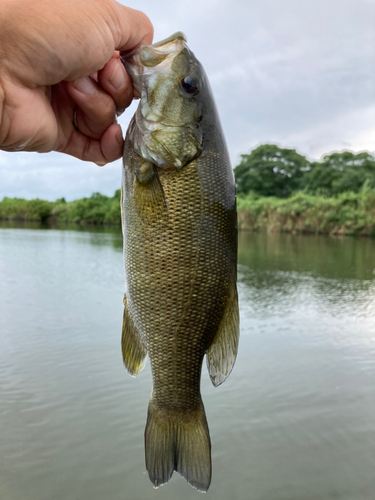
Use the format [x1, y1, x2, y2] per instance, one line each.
[0, 223, 374, 500]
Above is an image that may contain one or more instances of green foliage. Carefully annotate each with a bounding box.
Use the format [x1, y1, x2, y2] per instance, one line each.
[237, 187, 375, 236]
[234, 144, 308, 197]
[303, 151, 375, 196]
[0, 190, 122, 225]
[0, 197, 54, 221]
[234, 146, 375, 199]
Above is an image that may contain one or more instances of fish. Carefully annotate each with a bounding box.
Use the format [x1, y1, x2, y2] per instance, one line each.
[120, 32, 239, 492]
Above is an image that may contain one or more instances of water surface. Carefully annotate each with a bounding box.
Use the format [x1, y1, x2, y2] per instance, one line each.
[1, 224, 374, 500]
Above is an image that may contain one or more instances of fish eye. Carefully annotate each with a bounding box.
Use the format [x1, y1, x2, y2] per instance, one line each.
[179, 75, 199, 96]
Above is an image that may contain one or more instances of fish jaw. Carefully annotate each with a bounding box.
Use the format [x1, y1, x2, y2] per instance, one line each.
[121, 33, 203, 171]
[121, 32, 188, 95]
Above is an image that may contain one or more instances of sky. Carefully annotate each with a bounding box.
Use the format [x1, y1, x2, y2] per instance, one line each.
[0, 0, 374, 200]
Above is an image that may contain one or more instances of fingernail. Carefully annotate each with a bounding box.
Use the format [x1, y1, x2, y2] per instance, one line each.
[116, 129, 123, 145]
[109, 62, 126, 90]
[73, 77, 96, 95]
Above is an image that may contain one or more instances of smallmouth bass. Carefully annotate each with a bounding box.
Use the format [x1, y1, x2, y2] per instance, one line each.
[120, 32, 239, 492]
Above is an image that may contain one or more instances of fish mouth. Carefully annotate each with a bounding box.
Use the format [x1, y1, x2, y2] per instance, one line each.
[120, 32, 187, 90]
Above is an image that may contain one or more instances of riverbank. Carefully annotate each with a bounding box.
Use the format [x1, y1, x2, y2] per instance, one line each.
[238, 188, 375, 236]
[1, 188, 375, 236]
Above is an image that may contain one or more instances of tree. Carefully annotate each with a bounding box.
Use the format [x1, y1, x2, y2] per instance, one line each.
[234, 144, 308, 197]
[303, 151, 375, 196]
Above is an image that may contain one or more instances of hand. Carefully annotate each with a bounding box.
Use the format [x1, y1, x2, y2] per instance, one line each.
[0, 0, 153, 164]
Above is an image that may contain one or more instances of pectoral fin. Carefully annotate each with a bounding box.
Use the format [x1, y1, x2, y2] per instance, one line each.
[122, 295, 147, 377]
[133, 161, 167, 212]
[206, 283, 239, 387]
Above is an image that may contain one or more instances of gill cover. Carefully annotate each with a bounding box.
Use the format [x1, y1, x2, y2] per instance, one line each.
[122, 33, 203, 170]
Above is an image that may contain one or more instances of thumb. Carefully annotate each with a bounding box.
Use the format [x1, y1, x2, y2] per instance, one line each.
[108, 2, 154, 51]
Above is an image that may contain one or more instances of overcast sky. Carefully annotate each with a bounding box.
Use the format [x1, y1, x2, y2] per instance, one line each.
[0, 0, 374, 200]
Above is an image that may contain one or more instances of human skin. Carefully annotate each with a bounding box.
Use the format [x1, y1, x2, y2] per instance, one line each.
[0, 0, 153, 164]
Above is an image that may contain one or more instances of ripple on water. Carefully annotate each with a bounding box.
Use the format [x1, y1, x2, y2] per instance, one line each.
[1, 228, 375, 500]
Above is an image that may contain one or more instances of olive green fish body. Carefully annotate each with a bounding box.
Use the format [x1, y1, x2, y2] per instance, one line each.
[121, 33, 239, 492]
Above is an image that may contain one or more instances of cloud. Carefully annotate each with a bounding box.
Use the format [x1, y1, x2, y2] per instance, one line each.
[0, 0, 374, 199]
[0, 152, 123, 201]
[273, 104, 375, 160]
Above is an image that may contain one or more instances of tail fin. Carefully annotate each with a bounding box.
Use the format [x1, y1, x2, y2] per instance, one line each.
[145, 398, 211, 492]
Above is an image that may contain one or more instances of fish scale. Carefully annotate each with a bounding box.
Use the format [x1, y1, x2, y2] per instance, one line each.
[121, 32, 239, 492]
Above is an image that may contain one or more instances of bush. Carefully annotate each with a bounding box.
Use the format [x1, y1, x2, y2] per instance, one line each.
[237, 188, 375, 236]
[0, 190, 122, 225]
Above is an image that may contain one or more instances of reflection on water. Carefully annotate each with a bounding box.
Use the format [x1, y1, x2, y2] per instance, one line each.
[239, 231, 375, 280]
[1, 224, 374, 500]
[238, 232, 375, 320]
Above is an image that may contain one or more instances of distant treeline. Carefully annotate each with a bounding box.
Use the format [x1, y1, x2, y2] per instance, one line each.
[0, 190, 121, 225]
[1, 145, 375, 236]
[234, 145, 375, 235]
[234, 144, 375, 198]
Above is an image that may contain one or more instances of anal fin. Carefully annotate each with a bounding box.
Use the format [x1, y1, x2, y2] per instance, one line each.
[122, 294, 147, 376]
[206, 282, 239, 387]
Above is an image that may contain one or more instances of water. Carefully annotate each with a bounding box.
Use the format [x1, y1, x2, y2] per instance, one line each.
[0, 224, 374, 500]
